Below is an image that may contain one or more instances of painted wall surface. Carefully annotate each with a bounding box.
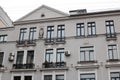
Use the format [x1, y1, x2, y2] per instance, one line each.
[0, 10, 120, 80]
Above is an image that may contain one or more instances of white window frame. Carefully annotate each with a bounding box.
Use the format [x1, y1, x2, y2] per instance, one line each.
[106, 44, 119, 60]
[79, 46, 96, 61]
[108, 69, 120, 80]
[11, 73, 34, 80]
[78, 70, 97, 80]
[42, 71, 66, 80]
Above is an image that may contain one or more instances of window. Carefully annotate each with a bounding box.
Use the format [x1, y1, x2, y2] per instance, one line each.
[56, 48, 64, 62]
[19, 28, 27, 41]
[76, 23, 85, 37]
[108, 45, 118, 60]
[16, 51, 24, 64]
[56, 75, 64, 80]
[80, 73, 95, 80]
[57, 25, 65, 41]
[0, 35, 7, 42]
[29, 27, 36, 41]
[45, 49, 53, 62]
[111, 72, 120, 80]
[80, 46, 94, 61]
[14, 76, 21, 80]
[44, 75, 52, 80]
[47, 26, 54, 42]
[26, 51, 34, 64]
[0, 52, 4, 66]
[24, 76, 32, 80]
[106, 20, 116, 38]
[88, 22, 96, 36]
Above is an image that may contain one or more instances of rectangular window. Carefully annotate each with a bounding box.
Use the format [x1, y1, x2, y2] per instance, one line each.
[26, 50, 34, 64]
[57, 25, 65, 41]
[111, 72, 120, 80]
[16, 51, 24, 64]
[19, 28, 27, 41]
[56, 75, 64, 80]
[108, 45, 118, 60]
[29, 27, 36, 41]
[44, 75, 52, 80]
[0, 52, 4, 66]
[24, 76, 32, 80]
[0, 35, 7, 42]
[14, 76, 21, 80]
[106, 20, 116, 38]
[88, 22, 96, 36]
[80, 73, 95, 80]
[45, 49, 53, 62]
[56, 48, 64, 62]
[47, 26, 54, 42]
[76, 23, 85, 37]
[80, 46, 94, 61]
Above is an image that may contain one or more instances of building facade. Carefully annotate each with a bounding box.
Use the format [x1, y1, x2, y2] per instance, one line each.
[0, 5, 120, 80]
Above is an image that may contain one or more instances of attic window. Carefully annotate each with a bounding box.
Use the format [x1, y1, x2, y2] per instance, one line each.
[41, 14, 45, 17]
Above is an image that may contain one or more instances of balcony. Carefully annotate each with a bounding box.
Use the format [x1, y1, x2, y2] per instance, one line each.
[45, 38, 66, 45]
[45, 38, 54, 45]
[16, 40, 36, 47]
[107, 59, 120, 62]
[106, 33, 117, 41]
[77, 60, 97, 64]
[42, 62, 66, 68]
[13, 63, 35, 69]
[56, 38, 66, 44]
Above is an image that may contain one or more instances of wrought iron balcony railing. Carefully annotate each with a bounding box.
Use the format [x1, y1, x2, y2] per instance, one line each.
[13, 63, 35, 69]
[16, 40, 36, 47]
[42, 62, 66, 68]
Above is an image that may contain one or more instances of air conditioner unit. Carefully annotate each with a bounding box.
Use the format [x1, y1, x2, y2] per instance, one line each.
[9, 52, 15, 61]
[65, 51, 71, 56]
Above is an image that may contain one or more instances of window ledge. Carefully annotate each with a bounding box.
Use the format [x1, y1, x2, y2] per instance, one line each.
[107, 59, 120, 62]
[10, 69, 37, 72]
[44, 42, 54, 45]
[75, 65, 99, 70]
[105, 64, 120, 68]
[77, 61, 97, 64]
[106, 37, 117, 41]
[55, 41, 66, 44]
[87, 35, 97, 38]
[75, 36, 85, 39]
[40, 67, 69, 71]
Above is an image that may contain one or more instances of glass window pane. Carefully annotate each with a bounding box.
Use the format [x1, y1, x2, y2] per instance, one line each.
[113, 50, 118, 59]
[81, 28, 84, 35]
[56, 75, 64, 80]
[108, 50, 113, 59]
[110, 26, 115, 34]
[16, 51, 24, 64]
[50, 54, 53, 62]
[90, 51, 94, 60]
[26, 51, 34, 63]
[88, 27, 91, 35]
[85, 51, 89, 61]
[92, 27, 96, 35]
[57, 49, 64, 62]
[46, 49, 53, 62]
[0, 52, 4, 65]
[80, 52, 84, 61]
[61, 53, 64, 62]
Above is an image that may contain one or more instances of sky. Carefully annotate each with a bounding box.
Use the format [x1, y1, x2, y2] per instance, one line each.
[0, 0, 120, 21]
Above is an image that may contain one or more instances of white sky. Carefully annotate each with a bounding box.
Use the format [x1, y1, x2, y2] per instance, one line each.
[0, 0, 120, 21]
